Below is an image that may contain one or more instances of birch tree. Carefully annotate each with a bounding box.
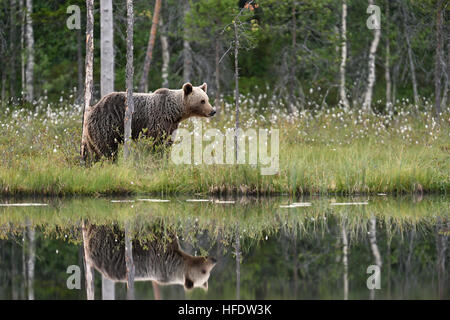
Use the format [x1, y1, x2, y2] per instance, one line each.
[9, 0, 17, 102]
[339, 0, 350, 109]
[80, 0, 95, 163]
[401, 1, 419, 106]
[183, 0, 192, 83]
[159, 17, 170, 88]
[21, 0, 25, 97]
[24, 0, 34, 102]
[100, 0, 114, 97]
[362, 1, 381, 112]
[82, 221, 95, 300]
[25, 220, 35, 300]
[125, 222, 135, 300]
[434, 0, 443, 120]
[124, 0, 134, 159]
[77, 27, 84, 104]
[385, 0, 392, 110]
[138, 0, 162, 92]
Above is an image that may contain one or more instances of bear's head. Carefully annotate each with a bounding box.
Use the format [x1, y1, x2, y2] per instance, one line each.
[183, 255, 217, 291]
[182, 82, 216, 118]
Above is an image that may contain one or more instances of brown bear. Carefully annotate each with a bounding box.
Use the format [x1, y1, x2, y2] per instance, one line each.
[82, 82, 215, 161]
[83, 223, 217, 291]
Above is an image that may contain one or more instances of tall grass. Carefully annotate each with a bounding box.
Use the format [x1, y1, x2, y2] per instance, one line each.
[0, 93, 448, 196]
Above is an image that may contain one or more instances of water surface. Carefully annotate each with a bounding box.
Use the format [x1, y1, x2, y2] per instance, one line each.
[0, 195, 448, 300]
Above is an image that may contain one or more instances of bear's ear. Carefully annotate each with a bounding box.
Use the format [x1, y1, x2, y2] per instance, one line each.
[184, 277, 194, 290]
[183, 82, 193, 96]
[200, 83, 207, 93]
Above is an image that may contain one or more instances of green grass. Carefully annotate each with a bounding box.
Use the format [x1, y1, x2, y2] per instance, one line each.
[0, 97, 448, 196]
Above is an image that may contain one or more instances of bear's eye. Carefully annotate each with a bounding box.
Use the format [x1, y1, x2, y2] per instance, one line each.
[201, 100, 205, 104]
[201, 269, 207, 274]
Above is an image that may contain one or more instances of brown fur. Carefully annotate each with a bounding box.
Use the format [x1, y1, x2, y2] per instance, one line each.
[82, 83, 214, 161]
[84, 223, 217, 290]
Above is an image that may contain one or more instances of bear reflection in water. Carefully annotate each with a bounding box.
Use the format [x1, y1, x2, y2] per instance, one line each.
[84, 224, 217, 291]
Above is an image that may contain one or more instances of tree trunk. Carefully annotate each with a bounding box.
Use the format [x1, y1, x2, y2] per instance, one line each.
[339, 0, 350, 109]
[341, 224, 349, 300]
[152, 281, 161, 300]
[435, 218, 446, 299]
[26, 222, 35, 300]
[77, 28, 84, 104]
[80, 0, 95, 163]
[1, 71, 5, 107]
[362, 0, 381, 112]
[235, 226, 240, 300]
[159, 17, 170, 88]
[183, 0, 192, 83]
[11, 239, 19, 300]
[138, 0, 162, 93]
[234, 21, 240, 161]
[434, 0, 443, 120]
[288, 2, 297, 113]
[10, 0, 17, 103]
[21, 0, 25, 100]
[124, 0, 135, 160]
[441, 42, 449, 107]
[401, 2, 419, 106]
[101, 274, 115, 300]
[100, 0, 114, 97]
[25, 0, 34, 102]
[385, 0, 392, 110]
[82, 222, 95, 300]
[125, 222, 135, 300]
[215, 37, 221, 110]
[369, 216, 381, 300]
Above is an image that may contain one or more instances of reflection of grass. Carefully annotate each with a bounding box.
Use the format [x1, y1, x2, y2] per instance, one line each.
[0, 100, 448, 196]
[0, 196, 447, 251]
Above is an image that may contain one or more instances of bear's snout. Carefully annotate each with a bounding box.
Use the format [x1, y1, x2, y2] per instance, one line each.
[208, 109, 216, 117]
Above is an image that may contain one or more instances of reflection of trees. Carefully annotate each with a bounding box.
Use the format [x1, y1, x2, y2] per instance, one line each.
[341, 223, 349, 300]
[102, 276, 115, 300]
[82, 221, 95, 300]
[25, 219, 35, 300]
[124, 222, 135, 300]
[436, 217, 447, 299]
[368, 216, 382, 300]
[235, 225, 241, 300]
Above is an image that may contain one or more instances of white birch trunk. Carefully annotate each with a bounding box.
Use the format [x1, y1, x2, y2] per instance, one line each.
[385, 0, 392, 110]
[401, 3, 419, 106]
[82, 221, 95, 300]
[25, 0, 34, 102]
[21, 0, 25, 98]
[339, 0, 350, 109]
[26, 221, 35, 300]
[341, 224, 349, 300]
[362, 0, 380, 112]
[124, 0, 134, 159]
[183, 0, 192, 83]
[100, 0, 114, 97]
[159, 17, 170, 88]
[80, 0, 95, 163]
[125, 222, 135, 300]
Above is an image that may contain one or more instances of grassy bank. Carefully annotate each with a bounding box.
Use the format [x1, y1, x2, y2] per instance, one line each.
[0, 94, 449, 196]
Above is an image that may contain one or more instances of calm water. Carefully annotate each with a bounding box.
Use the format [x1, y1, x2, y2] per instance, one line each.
[0, 195, 448, 300]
